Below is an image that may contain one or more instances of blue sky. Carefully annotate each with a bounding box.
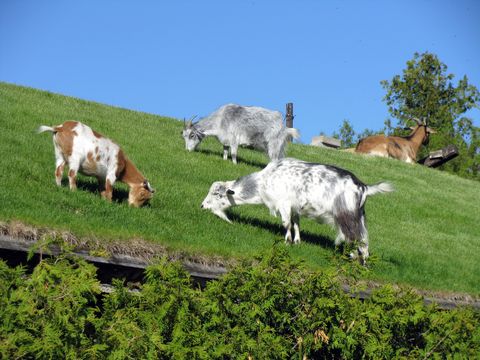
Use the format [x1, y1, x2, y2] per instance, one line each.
[1, 0, 479, 144]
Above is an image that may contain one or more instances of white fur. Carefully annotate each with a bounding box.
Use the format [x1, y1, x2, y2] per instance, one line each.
[202, 158, 394, 264]
[183, 104, 300, 164]
[38, 122, 121, 190]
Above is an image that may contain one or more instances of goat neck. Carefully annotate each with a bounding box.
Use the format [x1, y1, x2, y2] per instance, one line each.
[116, 149, 146, 187]
[407, 125, 428, 154]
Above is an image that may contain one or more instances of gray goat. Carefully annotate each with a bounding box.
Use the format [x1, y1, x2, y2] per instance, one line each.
[201, 158, 394, 264]
[182, 104, 300, 164]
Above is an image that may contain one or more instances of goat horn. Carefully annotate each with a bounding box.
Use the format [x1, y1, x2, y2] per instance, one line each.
[143, 179, 155, 193]
[411, 117, 422, 125]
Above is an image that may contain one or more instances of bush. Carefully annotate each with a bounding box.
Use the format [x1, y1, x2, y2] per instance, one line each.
[0, 257, 100, 359]
[0, 246, 479, 359]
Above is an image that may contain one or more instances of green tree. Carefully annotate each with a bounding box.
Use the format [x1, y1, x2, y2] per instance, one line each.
[332, 119, 356, 148]
[331, 120, 388, 148]
[381, 52, 480, 179]
[355, 128, 377, 143]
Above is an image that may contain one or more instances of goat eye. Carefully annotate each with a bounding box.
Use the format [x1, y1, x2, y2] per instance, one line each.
[189, 134, 195, 139]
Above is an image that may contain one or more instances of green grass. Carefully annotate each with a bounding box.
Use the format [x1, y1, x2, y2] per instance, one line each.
[1, 82, 479, 295]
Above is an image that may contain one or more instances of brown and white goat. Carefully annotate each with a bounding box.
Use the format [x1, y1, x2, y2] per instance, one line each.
[38, 121, 155, 207]
[355, 118, 436, 163]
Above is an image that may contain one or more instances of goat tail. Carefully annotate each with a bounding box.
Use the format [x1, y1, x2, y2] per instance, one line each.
[37, 125, 56, 134]
[365, 182, 394, 197]
[286, 127, 300, 140]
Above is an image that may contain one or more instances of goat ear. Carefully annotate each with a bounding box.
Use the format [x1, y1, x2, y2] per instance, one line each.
[427, 127, 437, 134]
[226, 189, 235, 195]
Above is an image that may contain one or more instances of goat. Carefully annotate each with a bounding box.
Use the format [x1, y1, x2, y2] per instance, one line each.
[182, 104, 300, 164]
[355, 118, 436, 163]
[201, 158, 393, 264]
[38, 121, 155, 207]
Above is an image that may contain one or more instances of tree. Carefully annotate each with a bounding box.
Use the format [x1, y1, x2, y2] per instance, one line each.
[332, 119, 356, 148]
[381, 52, 480, 179]
[331, 120, 387, 148]
[355, 128, 377, 143]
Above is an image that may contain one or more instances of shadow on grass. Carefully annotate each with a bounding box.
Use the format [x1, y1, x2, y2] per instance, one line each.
[229, 213, 335, 250]
[197, 149, 267, 169]
[76, 179, 129, 204]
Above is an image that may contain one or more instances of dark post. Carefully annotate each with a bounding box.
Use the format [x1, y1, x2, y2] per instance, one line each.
[285, 102, 294, 142]
[286, 102, 294, 128]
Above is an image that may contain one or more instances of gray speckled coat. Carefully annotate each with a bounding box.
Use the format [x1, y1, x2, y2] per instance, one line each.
[201, 158, 393, 264]
[182, 104, 300, 164]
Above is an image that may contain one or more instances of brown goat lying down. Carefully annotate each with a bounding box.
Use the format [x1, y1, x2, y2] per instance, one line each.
[38, 121, 155, 207]
[355, 118, 436, 163]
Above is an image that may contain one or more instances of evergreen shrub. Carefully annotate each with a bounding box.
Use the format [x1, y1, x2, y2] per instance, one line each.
[0, 245, 478, 359]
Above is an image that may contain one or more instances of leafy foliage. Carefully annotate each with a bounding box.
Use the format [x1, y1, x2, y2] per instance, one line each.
[1, 247, 479, 359]
[331, 119, 388, 148]
[0, 256, 100, 359]
[381, 51, 480, 179]
[332, 119, 356, 148]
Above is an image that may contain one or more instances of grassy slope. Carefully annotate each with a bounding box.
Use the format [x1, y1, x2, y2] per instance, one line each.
[0, 82, 479, 295]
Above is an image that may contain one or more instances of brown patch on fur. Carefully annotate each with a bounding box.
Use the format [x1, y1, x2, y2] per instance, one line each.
[116, 149, 144, 184]
[96, 154, 101, 162]
[103, 179, 113, 201]
[115, 149, 126, 178]
[115, 150, 154, 207]
[95, 146, 99, 154]
[81, 152, 97, 175]
[53, 121, 79, 157]
[55, 165, 64, 178]
[55, 162, 65, 185]
[68, 169, 77, 190]
[92, 130, 103, 139]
